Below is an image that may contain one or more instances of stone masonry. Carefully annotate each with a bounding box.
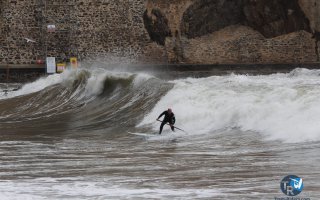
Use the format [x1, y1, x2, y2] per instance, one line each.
[0, 0, 319, 65]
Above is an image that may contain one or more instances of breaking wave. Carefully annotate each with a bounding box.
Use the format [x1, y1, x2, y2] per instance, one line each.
[1, 67, 320, 143]
[139, 68, 320, 143]
[0, 68, 172, 131]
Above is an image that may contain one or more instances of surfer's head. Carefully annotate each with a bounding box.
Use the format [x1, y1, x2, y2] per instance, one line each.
[168, 108, 172, 113]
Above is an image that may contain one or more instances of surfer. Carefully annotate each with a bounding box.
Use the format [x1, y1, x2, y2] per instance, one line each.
[157, 108, 176, 134]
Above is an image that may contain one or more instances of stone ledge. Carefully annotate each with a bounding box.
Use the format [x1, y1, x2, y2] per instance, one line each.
[1, 63, 320, 72]
[1, 63, 320, 83]
[0, 64, 45, 69]
[131, 63, 320, 71]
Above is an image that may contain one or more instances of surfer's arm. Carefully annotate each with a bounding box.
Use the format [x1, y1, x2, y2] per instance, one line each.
[157, 111, 166, 120]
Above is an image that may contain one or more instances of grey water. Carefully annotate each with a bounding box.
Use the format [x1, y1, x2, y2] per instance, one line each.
[0, 68, 319, 199]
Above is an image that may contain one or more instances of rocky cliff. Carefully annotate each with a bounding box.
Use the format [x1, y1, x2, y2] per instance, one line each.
[146, 0, 320, 64]
[0, 0, 319, 65]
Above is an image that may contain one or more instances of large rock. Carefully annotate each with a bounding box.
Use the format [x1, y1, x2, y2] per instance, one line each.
[154, 0, 319, 63]
[181, 0, 245, 38]
[181, 0, 311, 38]
[298, 0, 320, 33]
[243, 0, 310, 38]
[143, 8, 171, 45]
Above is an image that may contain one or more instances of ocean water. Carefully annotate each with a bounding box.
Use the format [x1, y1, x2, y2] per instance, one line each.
[0, 67, 319, 199]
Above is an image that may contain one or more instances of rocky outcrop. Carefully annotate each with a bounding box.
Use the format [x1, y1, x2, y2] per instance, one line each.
[298, 0, 320, 33]
[181, 0, 246, 38]
[149, 0, 319, 64]
[181, 0, 311, 39]
[298, 0, 320, 61]
[143, 8, 171, 45]
[243, 0, 310, 38]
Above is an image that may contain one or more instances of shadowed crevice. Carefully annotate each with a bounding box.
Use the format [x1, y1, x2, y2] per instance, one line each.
[143, 8, 172, 46]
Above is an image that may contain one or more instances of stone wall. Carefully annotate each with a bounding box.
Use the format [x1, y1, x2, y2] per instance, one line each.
[0, 0, 167, 65]
[0, 67, 45, 83]
[0, 0, 319, 65]
[1, 1, 44, 64]
[170, 26, 317, 64]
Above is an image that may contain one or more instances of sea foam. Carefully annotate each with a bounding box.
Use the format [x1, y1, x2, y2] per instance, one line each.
[139, 69, 320, 143]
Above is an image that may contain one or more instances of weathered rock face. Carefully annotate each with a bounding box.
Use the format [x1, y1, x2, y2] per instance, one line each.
[181, 0, 246, 38]
[181, 0, 311, 38]
[143, 8, 171, 45]
[0, 0, 319, 65]
[243, 0, 311, 38]
[298, 0, 320, 33]
[154, 0, 319, 63]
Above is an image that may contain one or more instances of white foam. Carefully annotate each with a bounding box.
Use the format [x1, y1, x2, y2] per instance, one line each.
[139, 69, 320, 143]
[83, 69, 110, 97]
[0, 67, 150, 101]
[0, 69, 82, 100]
[83, 70, 149, 98]
[0, 179, 221, 199]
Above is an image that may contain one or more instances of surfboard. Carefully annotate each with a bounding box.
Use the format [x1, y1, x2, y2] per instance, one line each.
[128, 131, 178, 142]
[128, 132, 157, 137]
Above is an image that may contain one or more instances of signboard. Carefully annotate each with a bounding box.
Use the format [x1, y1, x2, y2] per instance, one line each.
[70, 57, 78, 69]
[57, 63, 66, 73]
[46, 57, 56, 74]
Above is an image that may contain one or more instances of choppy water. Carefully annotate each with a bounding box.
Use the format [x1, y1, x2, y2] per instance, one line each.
[0, 67, 319, 199]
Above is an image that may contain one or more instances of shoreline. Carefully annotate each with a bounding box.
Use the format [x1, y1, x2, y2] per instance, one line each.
[1, 63, 320, 83]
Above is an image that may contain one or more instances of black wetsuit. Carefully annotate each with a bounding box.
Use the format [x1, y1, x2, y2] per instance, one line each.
[158, 111, 176, 134]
